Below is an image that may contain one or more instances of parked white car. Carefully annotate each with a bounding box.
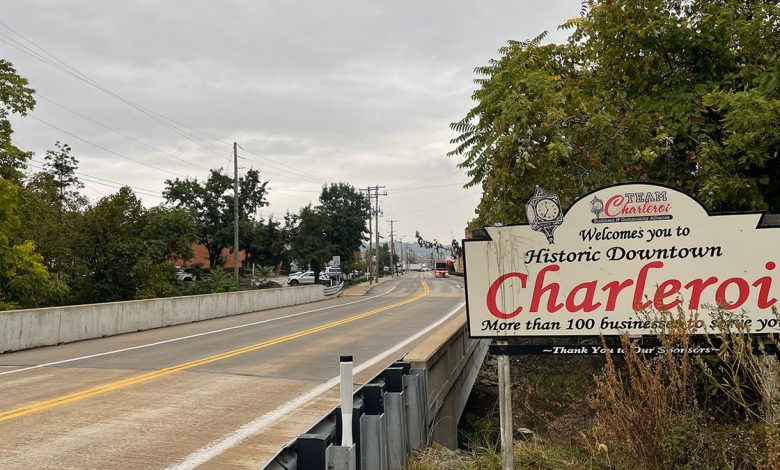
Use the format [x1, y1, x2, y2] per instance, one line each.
[287, 271, 318, 286]
[322, 266, 342, 280]
[175, 267, 197, 282]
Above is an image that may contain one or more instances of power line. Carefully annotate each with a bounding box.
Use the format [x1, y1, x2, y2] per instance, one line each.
[25, 160, 164, 198]
[266, 187, 321, 193]
[29, 158, 161, 195]
[236, 144, 325, 184]
[239, 154, 325, 184]
[2, 23, 332, 187]
[271, 188, 319, 202]
[27, 113, 189, 178]
[392, 181, 469, 192]
[16, 139, 167, 199]
[0, 23, 231, 161]
[392, 163, 464, 190]
[391, 190, 479, 215]
[36, 94, 212, 172]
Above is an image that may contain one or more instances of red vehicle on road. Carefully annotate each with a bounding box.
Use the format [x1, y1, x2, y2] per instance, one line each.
[434, 261, 448, 278]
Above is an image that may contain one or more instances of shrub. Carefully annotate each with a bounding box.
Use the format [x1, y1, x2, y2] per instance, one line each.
[585, 306, 779, 469]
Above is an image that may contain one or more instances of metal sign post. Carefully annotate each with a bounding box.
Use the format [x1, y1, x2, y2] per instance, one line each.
[496, 341, 513, 470]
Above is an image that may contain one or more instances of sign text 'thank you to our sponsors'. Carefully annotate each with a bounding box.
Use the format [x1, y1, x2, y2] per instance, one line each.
[463, 184, 780, 338]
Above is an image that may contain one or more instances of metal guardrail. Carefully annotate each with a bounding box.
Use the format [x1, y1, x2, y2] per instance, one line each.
[263, 360, 426, 470]
[261, 312, 488, 469]
[323, 282, 345, 297]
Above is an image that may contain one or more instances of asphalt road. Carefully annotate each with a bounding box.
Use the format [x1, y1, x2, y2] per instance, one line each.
[0, 272, 465, 469]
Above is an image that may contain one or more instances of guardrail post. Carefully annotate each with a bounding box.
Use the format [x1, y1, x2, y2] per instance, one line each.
[403, 370, 424, 450]
[394, 361, 425, 450]
[383, 367, 409, 470]
[411, 367, 428, 444]
[297, 433, 330, 470]
[340, 356, 354, 446]
[326, 445, 356, 470]
[336, 399, 364, 469]
[326, 355, 357, 470]
[351, 400, 364, 470]
[359, 383, 388, 470]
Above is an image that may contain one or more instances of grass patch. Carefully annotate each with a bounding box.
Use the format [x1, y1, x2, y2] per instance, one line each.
[430, 307, 780, 469]
[408, 441, 595, 470]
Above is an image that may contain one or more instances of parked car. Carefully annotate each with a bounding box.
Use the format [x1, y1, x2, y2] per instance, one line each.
[323, 266, 342, 281]
[287, 271, 318, 286]
[175, 267, 197, 282]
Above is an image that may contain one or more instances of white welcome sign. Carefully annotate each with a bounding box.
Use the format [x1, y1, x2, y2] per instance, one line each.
[464, 183, 780, 337]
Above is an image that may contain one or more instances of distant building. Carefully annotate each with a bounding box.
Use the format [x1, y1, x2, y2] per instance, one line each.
[172, 244, 246, 270]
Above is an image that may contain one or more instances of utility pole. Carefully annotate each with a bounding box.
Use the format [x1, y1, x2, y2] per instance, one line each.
[397, 237, 404, 275]
[372, 186, 386, 278]
[233, 142, 240, 285]
[388, 220, 397, 276]
[375, 189, 380, 278]
[361, 187, 373, 284]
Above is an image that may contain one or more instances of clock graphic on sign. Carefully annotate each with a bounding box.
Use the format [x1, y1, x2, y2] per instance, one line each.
[536, 199, 560, 221]
[526, 186, 564, 244]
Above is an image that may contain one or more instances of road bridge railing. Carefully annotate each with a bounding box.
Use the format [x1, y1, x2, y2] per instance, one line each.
[323, 281, 345, 297]
[263, 310, 489, 470]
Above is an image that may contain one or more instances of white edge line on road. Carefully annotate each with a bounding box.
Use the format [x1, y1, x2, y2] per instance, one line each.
[166, 300, 467, 470]
[0, 286, 397, 377]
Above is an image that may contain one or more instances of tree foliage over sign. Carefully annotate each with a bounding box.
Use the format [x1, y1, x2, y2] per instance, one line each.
[450, 0, 780, 226]
[163, 168, 269, 269]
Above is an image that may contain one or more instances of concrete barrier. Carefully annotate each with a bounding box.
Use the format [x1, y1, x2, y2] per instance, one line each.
[405, 311, 490, 449]
[0, 285, 325, 354]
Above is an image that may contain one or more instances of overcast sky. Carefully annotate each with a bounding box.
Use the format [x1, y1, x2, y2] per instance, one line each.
[5, 1, 578, 244]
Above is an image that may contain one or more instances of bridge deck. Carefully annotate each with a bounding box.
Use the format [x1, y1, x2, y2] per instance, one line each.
[0, 273, 466, 469]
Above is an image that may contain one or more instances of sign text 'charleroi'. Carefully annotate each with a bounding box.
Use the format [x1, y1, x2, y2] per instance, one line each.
[464, 184, 780, 337]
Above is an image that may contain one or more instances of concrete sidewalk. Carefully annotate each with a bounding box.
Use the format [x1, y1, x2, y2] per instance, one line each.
[341, 276, 394, 296]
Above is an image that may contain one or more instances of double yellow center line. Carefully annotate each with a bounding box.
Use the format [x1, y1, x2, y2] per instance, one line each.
[0, 278, 430, 423]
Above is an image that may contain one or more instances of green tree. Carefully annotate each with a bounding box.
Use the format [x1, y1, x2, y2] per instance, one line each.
[70, 187, 149, 303]
[0, 59, 35, 182]
[69, 188, 192, 303]
[141, 205, 198, 263]
[18, 147, 87, 281]
[376, 243, 399, 276]
[319, 182, 370, 270]
[288, 205, 332, 283]
[242, 217, 287, 271]
[17, 172, 84, 278]
[450, 0, 780, 226]
[43, 141, 83, 203]
[163, 168, 269, 270]
[0, 180, 68, 309]
[0, 60, 67, 309]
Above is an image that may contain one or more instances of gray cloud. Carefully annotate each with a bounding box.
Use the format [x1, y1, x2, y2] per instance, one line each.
[6, 0, 578, 242]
